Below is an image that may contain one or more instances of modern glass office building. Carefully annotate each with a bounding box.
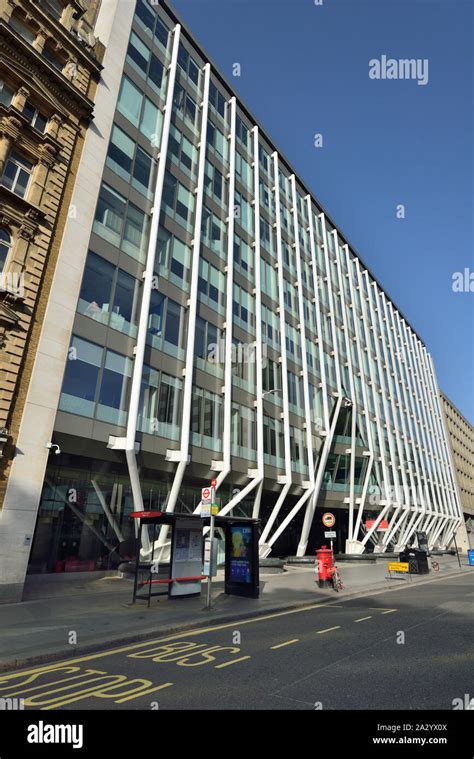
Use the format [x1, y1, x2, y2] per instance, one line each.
[0, 0, 463, 593]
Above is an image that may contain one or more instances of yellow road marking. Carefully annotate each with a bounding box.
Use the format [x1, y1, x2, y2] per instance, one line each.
[316, 626, 340, 634]
[381, 609, 397, 615]
[2, 602, 342, 677]
[354, 616, 372, 623]
[114, 682, 173, 704]
[271, 639, 299, 650]
[215, 656, 251, 669]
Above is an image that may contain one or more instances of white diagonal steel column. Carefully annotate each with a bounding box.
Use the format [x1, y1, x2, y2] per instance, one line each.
[211, 107, 265, 519]
[160, 62, 211, 532]
[355, 267, 393, 546]
[343, 245, 375, 549]
[251, 126, 265, 519]
[259, 152, 292, 549]
[333, 236, 358, 547]
[289, 176, 316, 557]
[121, 23, 181, 518]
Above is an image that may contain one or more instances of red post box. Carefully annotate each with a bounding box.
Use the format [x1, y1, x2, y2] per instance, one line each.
[316, 545, 334, 588]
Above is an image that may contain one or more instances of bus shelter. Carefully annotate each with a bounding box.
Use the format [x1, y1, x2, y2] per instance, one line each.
[129, 511, 260, 606]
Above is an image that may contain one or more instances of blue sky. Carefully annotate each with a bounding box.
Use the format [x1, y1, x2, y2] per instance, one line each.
[172, 0, 474, 422]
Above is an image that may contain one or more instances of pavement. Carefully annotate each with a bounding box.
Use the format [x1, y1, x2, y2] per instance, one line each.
[0, 555, 470, 673]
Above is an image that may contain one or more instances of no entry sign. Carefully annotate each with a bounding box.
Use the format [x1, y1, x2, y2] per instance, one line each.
[322, 512, 336, 528]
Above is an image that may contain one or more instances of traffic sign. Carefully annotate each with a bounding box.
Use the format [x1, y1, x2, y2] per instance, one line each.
[388, 561, 409, 573]
[201, 487, 211, 503]
[366, 519, 389, 531]
[324, 531, 336, 539]
[211, 479, 217, 488]
[201, 503, 211, 518]
[211, 505, 219, 516]
[322, 512, 335, 528]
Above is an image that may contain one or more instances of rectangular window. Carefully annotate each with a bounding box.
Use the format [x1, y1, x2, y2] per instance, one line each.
[77, 252, 115, 325]
[117, 75, 143, 127]
[135, 0, 154, 36]
[127, 31, 150, 75]
[59, 337, 102, 418]
[122, 202, 148, 261]
[23, 103, 48, 133]
[93, 184, 126, 247]
[0, 80, 14, 106]
[97, 350, 132, 425]
[1, 151, 33, 198]
[107, 123, 134, 182]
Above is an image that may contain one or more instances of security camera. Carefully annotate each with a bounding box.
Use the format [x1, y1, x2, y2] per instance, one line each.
[46, 442, 61, 456]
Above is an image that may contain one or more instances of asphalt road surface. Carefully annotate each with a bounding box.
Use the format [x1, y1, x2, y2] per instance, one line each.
[1, 573, 472, 711]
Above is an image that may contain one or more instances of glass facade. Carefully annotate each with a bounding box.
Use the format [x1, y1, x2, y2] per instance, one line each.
[28, 0, 462, 573]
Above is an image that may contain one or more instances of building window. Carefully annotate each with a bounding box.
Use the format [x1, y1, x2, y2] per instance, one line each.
[234, 234, 252, 277]
[138, 367, 181, 439]
[41, 0, 65, 20]
[42, 42, 64, 71]
[204, 161, 223, 204]
[9, 12, 37, 43]
[201, 205, 226, 257]
[147, 291, 185, 359]
[106, 123, 154, 198]
[177, 44, 200, 87]
[23, 103, 48, 133]
[78, 252, 140, 338]
[198, 259, 225, 313]
[209, 81, 226, 119]
[207, 122, 227, 163]
[59, 336, 132, 426]
[93, 182, 149, 263]
[173, 84, 198, 131]
[97, 350, 132, 426]
[233, 283, 255, 332]
[117, 75, 143, 127]
[162, 170, 195, 229]
[1, 151, 33, 198]
[232, 403, 256, 459]
[155, 226, 191, 290]
[191, 388, 223, 451]
[126, 32, 164, 94]
[0, 80, 14, 107]
[59, 336, 103, 418]
[0, 229, 11, 272]
[169, 125, 197, 177]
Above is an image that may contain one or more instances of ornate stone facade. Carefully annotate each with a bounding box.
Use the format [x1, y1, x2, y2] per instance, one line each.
[0, 0, 104, 491]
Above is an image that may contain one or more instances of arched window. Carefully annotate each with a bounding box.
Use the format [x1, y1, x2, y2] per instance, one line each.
[0, 228, 11, 273]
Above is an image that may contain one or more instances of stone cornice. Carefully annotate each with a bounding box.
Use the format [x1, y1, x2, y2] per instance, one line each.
[0, 28, 96, 121]
[7, 2, 103, 73]
[0, 187, 47, 230]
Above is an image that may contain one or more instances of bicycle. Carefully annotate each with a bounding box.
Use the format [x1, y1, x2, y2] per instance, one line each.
[330, 565, 344, 592]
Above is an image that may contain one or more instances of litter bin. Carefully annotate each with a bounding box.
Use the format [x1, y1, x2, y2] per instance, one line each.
[468, 549, 474, 567]
[399, 547, 430, 574]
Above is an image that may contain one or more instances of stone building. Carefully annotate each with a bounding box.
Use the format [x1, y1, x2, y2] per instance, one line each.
[0, 0, 104, 493]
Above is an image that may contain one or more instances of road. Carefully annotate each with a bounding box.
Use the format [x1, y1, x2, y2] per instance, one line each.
[1, 573, 472, 711]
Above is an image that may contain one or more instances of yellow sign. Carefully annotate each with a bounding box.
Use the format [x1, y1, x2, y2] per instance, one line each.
[211, 505, 219, 515]
[388, 561, 409, 573]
